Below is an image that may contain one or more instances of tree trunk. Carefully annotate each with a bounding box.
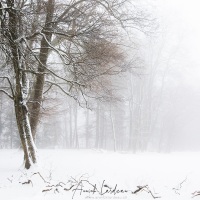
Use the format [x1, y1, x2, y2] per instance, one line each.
[14, 66, 37, 169]
[69, 104, 73, 148]
[0, 94, 2, 146]
[10, 107, 14, 149]
[73, 102, 79, 148]
[64, 110, 68, 148]
[85, 109, 90, 148]
[110, 105, 117, 152]
[128, 73, 134, 151]
[29, 0, 55, 140]
[95, 102, 100, 149]
[14, 98, 37, 169]
[6, 0, 37, 169]
[100, 109, 105, 149]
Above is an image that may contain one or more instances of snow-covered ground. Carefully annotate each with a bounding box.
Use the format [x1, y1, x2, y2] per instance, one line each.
[0, 149, 200, 200]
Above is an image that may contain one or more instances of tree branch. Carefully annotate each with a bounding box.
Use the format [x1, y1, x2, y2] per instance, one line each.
[45, 80, 82, 106]
[55, 0, 86, 24]
[0, 89, 13, 99]
[22, 37, 85, 87]
[0, 76, 14, 98]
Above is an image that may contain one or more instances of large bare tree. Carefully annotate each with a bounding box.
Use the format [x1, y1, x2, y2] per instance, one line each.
[0, 0, 153, 169]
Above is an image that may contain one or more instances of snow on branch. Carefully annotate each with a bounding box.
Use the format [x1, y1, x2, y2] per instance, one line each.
[22, 38, 84, 87]
[45, 80, 80, 103]
[55, 0, 86, 24]
[37, 32, 73, 67]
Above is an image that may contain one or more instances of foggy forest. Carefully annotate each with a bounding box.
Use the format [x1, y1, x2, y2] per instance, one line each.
[1, 0, 200, 200]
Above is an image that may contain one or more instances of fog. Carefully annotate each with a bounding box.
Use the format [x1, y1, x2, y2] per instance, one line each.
[148, 0, 200, 151]
[40, 0, 200, 152]
[1, 0, 200, 153]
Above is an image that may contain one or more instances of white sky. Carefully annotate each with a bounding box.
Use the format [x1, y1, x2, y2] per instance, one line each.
[154, 0, 200, 87]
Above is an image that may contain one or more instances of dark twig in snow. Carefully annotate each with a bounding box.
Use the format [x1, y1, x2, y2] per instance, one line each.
[133, 185, 161, 199]
[42, 188, 52, 193]
[192, 191, 200, 198]
[20, 179, 33, 187]
[133, 185, 148, 194]
[7, 178, 13, 183]
[31, 172, 50, 184]
[172, 177, 187, 195]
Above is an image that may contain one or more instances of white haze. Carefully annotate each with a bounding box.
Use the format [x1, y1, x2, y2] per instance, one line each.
[40, 0, 200, 152]
[149, 0, 200, 151]
[1, 0, 200, 152]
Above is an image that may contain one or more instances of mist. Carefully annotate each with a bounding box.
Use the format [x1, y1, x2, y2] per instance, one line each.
[1, 0, 200, 153]
[2, 1, 200, 200]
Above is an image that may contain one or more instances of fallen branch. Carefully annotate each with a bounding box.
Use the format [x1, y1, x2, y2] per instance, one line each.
[133, 185, 148, 194]
[133, 185, 161, 199]
[172, 177, 187, 195]
[7, 178, 13, 183]
[31, 172, 50, 184]
[42, 188, 52, 193]
[192, 191, 200, 198]
[19, 179, 33, 187]
[64, 185, 75, 191]
[46, 182, 66, 188]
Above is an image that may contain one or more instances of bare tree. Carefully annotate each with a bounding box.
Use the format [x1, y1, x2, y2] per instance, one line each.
[0, 0, 153, 168]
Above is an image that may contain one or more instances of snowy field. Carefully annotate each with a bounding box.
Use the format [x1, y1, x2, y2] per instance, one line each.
[1, 150, 200, 200]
